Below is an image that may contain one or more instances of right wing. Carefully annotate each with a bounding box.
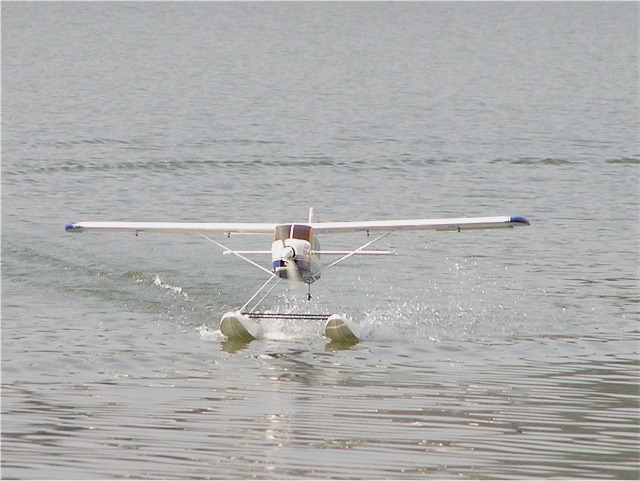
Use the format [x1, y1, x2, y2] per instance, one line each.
[65, 221, 276, 235]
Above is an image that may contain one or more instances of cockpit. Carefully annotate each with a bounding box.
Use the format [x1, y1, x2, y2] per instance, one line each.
[271, 223, 320, 284]
[273, 224, 313, 242]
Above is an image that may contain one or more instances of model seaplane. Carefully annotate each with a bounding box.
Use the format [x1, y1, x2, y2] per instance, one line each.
[65, 208, 529, 343]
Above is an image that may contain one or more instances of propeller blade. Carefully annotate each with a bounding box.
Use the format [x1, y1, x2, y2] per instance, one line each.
[284, 254, 302, 283]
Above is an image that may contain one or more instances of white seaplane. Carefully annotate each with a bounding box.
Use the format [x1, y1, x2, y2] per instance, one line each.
[65, 208, 529, 344]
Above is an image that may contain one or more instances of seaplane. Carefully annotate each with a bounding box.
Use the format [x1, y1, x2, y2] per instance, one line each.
[65, 208, 530, 344]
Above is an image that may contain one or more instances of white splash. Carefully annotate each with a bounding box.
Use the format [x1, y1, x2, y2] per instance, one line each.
[196, 324, 225, 341]
[153, 274, 188, 299]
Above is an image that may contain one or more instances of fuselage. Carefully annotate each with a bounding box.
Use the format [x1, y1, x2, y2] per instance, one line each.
[271, 223, 321, 283]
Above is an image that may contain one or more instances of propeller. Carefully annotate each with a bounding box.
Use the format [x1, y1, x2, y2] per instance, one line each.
[280, 242, 311, 302]
[280, 243, 302, 283]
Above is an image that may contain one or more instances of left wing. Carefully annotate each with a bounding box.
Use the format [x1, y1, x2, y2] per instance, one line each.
[310, 216, 530, 234]
[65, 221, 276, 235]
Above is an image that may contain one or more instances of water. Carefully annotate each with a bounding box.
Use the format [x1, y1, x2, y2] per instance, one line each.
[2, 2, 638, 479]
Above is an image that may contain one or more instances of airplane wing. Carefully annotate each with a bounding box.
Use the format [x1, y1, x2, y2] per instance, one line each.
[310, 216, 530, 233]
[65, 221, 276, 235]
[65, 216, 529, 235]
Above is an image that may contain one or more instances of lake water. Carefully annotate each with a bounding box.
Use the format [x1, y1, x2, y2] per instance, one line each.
[2, 2, 638, 479]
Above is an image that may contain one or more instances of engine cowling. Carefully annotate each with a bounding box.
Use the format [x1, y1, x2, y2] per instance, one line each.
[281, 246, 295, 261]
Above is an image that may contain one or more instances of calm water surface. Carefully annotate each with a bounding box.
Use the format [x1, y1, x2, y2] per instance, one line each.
[2, 3, 638, 479]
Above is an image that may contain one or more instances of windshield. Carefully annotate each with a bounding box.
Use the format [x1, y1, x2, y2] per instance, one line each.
[274, 224, 313, 242]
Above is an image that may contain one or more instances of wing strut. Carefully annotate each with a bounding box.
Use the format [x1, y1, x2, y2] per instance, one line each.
[197, 232, 284, 312]
[197, 233, 276, 278]
[325, 229, 397, 270]
[241, 276, 282, 312]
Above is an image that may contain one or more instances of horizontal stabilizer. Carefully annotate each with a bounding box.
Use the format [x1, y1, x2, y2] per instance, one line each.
[222, 250, 272, 255]
[313, 250, 393, 255]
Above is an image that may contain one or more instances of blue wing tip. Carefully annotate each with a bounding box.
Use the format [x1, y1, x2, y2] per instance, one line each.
[65, 222, 82, 232]
[509, 216, 530, 226]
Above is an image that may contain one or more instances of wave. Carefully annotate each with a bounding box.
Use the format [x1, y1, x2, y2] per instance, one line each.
[492, 156, 640, 166]
[491, 157, 575, 166]
[3, 155, 502, 178]
[606, 157, 639, 165]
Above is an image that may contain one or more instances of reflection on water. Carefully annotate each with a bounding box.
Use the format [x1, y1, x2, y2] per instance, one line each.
[221, 339, 253, 354]
[2, 333, 638, 479]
